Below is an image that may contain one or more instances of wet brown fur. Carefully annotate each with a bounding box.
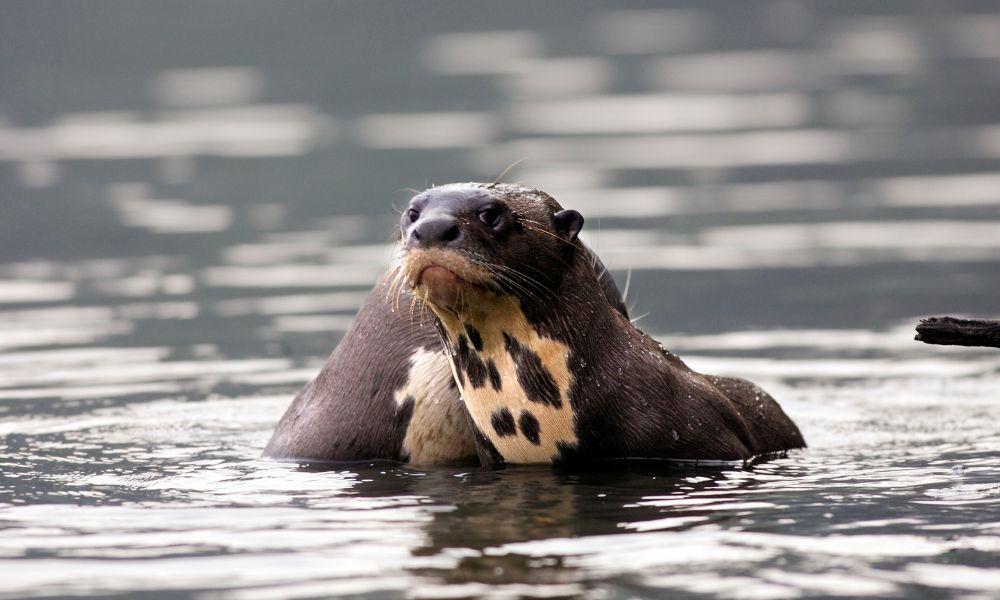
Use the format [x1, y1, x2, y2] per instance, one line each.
[264, 185, 628, 465]
[399, 183, 806, 467]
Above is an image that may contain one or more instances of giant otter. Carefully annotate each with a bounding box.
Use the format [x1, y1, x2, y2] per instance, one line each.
[396, 183, 805, 467]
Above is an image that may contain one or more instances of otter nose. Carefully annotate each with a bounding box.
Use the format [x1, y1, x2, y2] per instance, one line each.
[411, 217, 462, 247]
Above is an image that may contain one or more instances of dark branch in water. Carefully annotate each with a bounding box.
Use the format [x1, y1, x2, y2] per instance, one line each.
[915, 316, 1000, 349]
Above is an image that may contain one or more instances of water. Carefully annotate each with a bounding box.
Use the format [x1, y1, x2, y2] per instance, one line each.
[2, 2, 1000, 598]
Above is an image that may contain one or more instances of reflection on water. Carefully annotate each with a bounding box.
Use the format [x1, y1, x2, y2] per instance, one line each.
[1, 376, 998, 598]
[2, 1, 1000, 598]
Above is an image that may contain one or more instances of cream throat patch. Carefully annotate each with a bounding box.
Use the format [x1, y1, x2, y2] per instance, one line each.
[434, 294, 579, 464]
[393, 347, 477, 464]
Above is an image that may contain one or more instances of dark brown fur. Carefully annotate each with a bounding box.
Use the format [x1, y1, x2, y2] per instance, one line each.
[263, 207, 628, 464]
[263, 281, 461, 463]
[399, 183, 805, 467]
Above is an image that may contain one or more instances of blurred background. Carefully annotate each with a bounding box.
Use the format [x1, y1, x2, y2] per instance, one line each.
[3, 0, 1000, 349]
[2, 3, 1000, 598]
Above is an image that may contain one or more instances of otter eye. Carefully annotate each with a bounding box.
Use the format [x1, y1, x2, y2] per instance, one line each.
[407, 208, 420, 223]
[478, 207, 502, 228]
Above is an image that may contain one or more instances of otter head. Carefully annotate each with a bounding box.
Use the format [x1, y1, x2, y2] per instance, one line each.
[396, 182, 588, 464]
[399, 182, 583, 321]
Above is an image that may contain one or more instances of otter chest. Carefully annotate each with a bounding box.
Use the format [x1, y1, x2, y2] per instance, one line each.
[439, 306, 579, 464]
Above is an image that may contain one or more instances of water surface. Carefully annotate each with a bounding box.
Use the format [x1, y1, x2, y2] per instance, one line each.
[2, 2, 1000, 598]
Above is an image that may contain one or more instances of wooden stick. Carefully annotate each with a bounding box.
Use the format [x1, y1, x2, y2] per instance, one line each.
[915, 316, 1000, 349]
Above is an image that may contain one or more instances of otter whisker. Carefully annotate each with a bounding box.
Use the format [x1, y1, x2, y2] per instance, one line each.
[462, 254, 551, 307]
[488, 158, 528, 188]
[485, 263, 553, 306]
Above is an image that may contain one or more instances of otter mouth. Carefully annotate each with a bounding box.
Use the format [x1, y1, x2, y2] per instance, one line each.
[402, 248, 493, 311]
[416, 264, 469, 309]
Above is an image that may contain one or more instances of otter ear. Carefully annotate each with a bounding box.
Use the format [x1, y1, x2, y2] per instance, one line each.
[553, 209, 584, 242]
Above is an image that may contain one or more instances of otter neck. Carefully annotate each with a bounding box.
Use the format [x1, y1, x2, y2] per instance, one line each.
[429, 255, 616, 464]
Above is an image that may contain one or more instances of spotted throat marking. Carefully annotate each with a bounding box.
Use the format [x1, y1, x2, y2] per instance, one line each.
[393, 347, 476, 464]
[435, 294, 579, 464]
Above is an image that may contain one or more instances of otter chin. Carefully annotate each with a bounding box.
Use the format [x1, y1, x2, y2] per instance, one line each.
[397, 182, 805, 468]
[416, 265, 465, 309]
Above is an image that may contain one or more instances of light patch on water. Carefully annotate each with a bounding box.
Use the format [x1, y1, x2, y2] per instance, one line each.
[683, 355, 1000, 380]
[355, 112, 497, 149]
[421, 31, 545, 75]
[0, 555, 420, 598]
[737, 532, 943, 558]
[578, 228, 667, 249]
[246, 203, 286, 230]
[0, 346, 171, 368]
[4, 256, 183, 282]
[213, 577, 416, 600]
[214, 291, 369, 317]
[152, 67, 264, 107]
[618, 515, 709, 532]
[223, 240, 334, 265]
[0, 301, 199, 351]
[505, 165, 611, 194]
[661, 325, 931, 352]
[946, 15, 1000, 58]
[94, 273, 199, 298]
[905, 563, 1000, 592]
[826, 88, 907, 128]
[639, 574, 798, 600]
[592, 9, 708, 55]
[562, 181, 843, 218]
[0, 346, 294, 395]
[109, 189, 233, 234]
[15, 159, 60, 188]
[0, 381, 183, 402]
[0, 280, 75, 303]
[699, 220, 1000, 251]
[827, 18, 925, 75]
[644, 50, 822, 92]
[921, 482, 1000, 503]
[0, 105, 335, 163]
[500, 57, 613, 97]
[0, 321, 133, 351]
[275, 216, 374, 244]
[758, 569, 898, 597]
[872, 172, 1000, 207]
[268, 314, 356, 334]
[485, 130, 853, 170]
[589, 220, 1000, 271]
[227, 368, 319, 387]
[492, 530, 778, 568]
[202, 264, 384, 288]
[973, 125, 1000, 160]
[723, 180, 847, 212]
[510, 93, 809, 134]
[35, 357, 293, 386]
